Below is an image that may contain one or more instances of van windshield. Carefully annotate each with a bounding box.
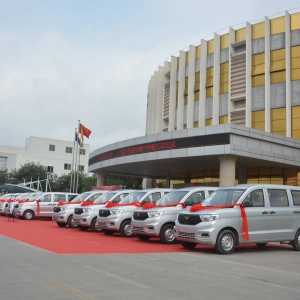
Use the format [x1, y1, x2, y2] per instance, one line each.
[94, 192, 117, 204]
[71, 192, 91, 203]
[29, 194, 43, 200]
[119, 192, 147, 204]
[201, 189, 245, 206]
[156, 191, 188, 206]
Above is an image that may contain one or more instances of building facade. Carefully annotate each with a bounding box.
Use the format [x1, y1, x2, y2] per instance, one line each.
[89, 11, 300, 188]
[0, 136, 89, 176]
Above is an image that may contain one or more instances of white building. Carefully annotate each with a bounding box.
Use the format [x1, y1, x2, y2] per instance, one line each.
[0, 136, 89, 176]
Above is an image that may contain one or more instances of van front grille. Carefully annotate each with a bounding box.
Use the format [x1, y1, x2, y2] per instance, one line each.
[133, 212, 148, 220]
[53, 207, 61, 213]
[177, 231, 195, 239]
[74, 208, 83, 215]
[99, 210, 111, 217]
[178, 214, 201, 225]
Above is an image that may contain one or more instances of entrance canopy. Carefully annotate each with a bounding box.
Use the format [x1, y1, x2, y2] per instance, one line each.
[0, 184, 36, 193]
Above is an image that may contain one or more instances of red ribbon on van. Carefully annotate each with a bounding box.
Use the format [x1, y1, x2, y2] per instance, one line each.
[142, 202, 186, 210]
[190, 203, 249, 241]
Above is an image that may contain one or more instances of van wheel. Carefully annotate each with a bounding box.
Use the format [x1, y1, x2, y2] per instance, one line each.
[180, 241, 197, 249]
[56, 222, 67, 227]
[137, 234, 151, 241]
[67, 215, 77, 228]
[215, 230, 236, 254]
[91, 219, 102, 232]
[120, 220, 133, 237]
[291, 230, 300, 251]
[23, 210, 34, 220]
[103, 229, 114, 235]
[78, 226, 88, 231]
[256, 243, 267, 247]
[160, 224, 176, 244]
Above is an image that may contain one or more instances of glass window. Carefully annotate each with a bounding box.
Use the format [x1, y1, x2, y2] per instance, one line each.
[49, 145, 55, 151]
[54, 194, 66, 202]
[79, 165, 84, 171]
[71, 192, 92, 203]
[202, 188, 245, 206]
[66, 147, 72, 154]
[0, 156, 7, 169]
[142, 192, 161, 204]
[291, 190, 300, 206]
[64, 164, 71, 170]
[40, 194, 52, 202]
[68, 195, 77, 201]
[267, 189, 289, 207]
[185, 191, 205, 206]
[243, 189, 265, 207]
[93, 192, 117, 204]
[80, 149, 86, 155]
[119, 191, 147, 204]
[47, 166, 54, 173]
[156, 191, 189, 206]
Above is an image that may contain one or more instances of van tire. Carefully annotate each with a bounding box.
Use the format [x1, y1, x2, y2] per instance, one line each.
[78, 226, 88, 231]
[256, 243, 267, 247]
[291, 230, 300, 251]
[56, 222, 67, 227]
[215, 230, 236, 254]
[137, 234, 151, 241]
[120, 220, 133, 237]
[67, 215, 77, 228]
[180, 241, 197, 249]
[103, 229, 114, 235]
[91, 218, 102, 232]
[160, 224, 176, 244]
[23, 210, 35, 220]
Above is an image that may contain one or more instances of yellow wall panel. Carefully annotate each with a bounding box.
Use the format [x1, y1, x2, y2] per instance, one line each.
[185, 51, 189, 64]
[220, 34, 229, 49]
[270, 16, 285, 35]
[291, 57, 300, 69]
[252, 22, 265, 40]
[184, 86, 188, 95]
[220, 83, 228, 94]
[252, 64, 265, 75]
[252, 110, 265, 122]
[206, 78, 213, 87]
[292, 106, 300, 118]
[220, 73, 229, 83]
[185, 77, 188, 86]
[194, 81, 200, 91]
[219, 116, 228, 124]
[206, 119, 212, 126]
[194, 91, 200, 101]
[220, 62, 229, 73]
[252, 74, 265, 87]
[270, 60, 286, 72]
[184, 95, 188, 105]
[270, 71, 286, 84]
[206, 67, 214, 77]
[291, 46, 300, 58]
[271, 107, 286, 120]
[236, 27, 246, 41]
[291, 69, 300, 81]
[292, 118, 300, 130]
[195, 72, 200, 82]
[194, 121, 199, 128]
[291, 12, 300, 31]
[271, 120, 286, 132]
[196, 45, 201, 59]
[271, 49, 286, 61]
[252, 121, 265, 131]
[273, 130, 286, 137]
[292, 130, 300, 139]
[206, 87, 213, 98]
[252, 53, 265, 65]
[207, 39, 214, 54]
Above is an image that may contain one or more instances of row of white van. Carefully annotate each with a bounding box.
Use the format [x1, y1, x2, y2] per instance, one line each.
[2, 184, 300, 255]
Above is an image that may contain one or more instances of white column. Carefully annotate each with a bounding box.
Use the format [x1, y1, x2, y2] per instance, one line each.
[142, 178, 154, 189]
[187, 45, 196, 128]
[245, 22, 252, 128]
[146, 82, 150, 134]
[177, 51, 186, 130]
[219, 156, 237, 187]
[151, 71, 158, 134]
[96, 172, 107, 186]
[199, 39, 207, 127]
[169, 56, 177, 131]
[155, 66, 164, 133]
[228, 27, 235, 121]
[213, 33, 220, 125]
[285, 11, 291, 138]
[265, 16, 271, 132]
[146, 79, 153, 135]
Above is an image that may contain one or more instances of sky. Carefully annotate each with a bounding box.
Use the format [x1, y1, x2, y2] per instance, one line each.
[0, 0, 300, 153]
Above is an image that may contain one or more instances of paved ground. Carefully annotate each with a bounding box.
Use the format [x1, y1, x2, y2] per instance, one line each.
[1, 230, 300, 300]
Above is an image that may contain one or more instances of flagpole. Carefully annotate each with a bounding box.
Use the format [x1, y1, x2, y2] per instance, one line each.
[76, 142, 81, 193]
[73, 120, 80, 193]
[75, 120, 80, 193]
[70, 127, 76, 192]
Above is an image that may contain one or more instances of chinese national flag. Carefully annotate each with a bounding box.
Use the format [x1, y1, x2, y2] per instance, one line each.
[79, 123, 91, 138]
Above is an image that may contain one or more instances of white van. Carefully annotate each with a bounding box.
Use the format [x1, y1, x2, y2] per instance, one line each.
[174, 184, 300, 254]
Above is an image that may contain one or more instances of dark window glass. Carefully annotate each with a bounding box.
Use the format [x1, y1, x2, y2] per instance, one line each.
[243, 189, 265, 207]
[64, 164, 71, 170]
[79, 165, 84, 171]
[47, 166, 54, 173]
[267, 189, 289, 207]
[49, 145, 55, 151]
[80, 149, 86, 155]
[291, 190, 300, 206]
[66, 147, 72, 153]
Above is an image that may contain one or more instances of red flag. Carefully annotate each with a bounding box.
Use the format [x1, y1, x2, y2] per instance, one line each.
[79, 123, 91, 138]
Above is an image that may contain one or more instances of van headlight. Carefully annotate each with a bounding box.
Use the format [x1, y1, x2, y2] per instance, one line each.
[147, 211, 163, 218]
[199, 214, 219, 222]
[61, 206, 70, 211]
[110, 209, 123, 215]
[83, 207, 94, 212]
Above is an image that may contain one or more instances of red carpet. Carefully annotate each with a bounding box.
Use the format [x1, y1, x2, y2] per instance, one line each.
[0, 217, 291, 255]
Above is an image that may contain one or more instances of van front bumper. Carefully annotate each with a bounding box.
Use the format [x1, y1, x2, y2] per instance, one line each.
[96, 215, 122, 231]
[131, 218, 161, 237]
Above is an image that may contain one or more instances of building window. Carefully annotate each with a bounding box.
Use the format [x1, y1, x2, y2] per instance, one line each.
[47, 166, 54, 173]
[79, 165, 84, 171]
[49, 144, 55, 151]
[64, 164, 71, 170]
[80, 149, 86, 155]
[66, 147, 72, 154]
[0, 156, 7, 169]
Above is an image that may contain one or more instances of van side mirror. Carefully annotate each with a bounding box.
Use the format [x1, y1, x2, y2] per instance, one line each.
[243, 200, 252, 207]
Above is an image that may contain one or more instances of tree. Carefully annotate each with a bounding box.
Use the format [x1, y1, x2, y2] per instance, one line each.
[52, 171, 87, 193]
[82, 174, 97, 192]
[0, 168, 9, 185]
[106, 174, 142, 189]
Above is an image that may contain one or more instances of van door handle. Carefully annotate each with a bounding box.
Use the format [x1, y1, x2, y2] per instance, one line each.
[293, 211, 300, 213]
[270, 211, 276, 214]
[262, 211, 268, 214]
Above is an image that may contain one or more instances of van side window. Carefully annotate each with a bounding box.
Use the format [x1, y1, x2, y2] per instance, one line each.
[291, 191, 300, 206]
[185, 191, 205, 206]
[68, 195, 77, 201]
[243, 189, 264, 207]
[143, 192, 161, 204]
[208, 190, 215, 195]
[120, 193, 129, 200]
[40, 194, 52, 202]
[267, 189, 289, 207]
[54, 194, 66, 202]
